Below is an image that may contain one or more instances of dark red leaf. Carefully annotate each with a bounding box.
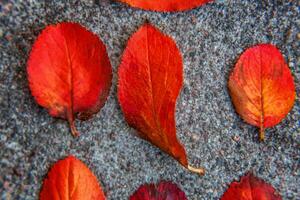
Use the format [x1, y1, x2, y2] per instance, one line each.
[130, 181, 187, 200]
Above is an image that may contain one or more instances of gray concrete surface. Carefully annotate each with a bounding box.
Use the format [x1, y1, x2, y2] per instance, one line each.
[0, 0, 299, 199]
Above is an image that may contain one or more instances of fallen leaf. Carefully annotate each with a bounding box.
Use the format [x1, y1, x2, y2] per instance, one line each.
[118, 23, 204, 175]
[40, 155, 106, 200]
[117, 0, 213, 12]
[130, 181, 187, 200]
[27, 22, 112, 136]
[228, 44, 295, 141]
[221, 172, 282, 200]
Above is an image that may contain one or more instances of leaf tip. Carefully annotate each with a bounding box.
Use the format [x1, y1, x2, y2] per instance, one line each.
[187, 165, 205, 176]
[144, 18, 150, 24]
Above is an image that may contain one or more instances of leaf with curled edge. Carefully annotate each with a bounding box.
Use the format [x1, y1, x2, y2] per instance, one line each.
[117, 0, 213, 12]
[130, 181, 187, 200]
[228, 44, 295, 141]
[221, 172, 282, 200]
[40, 155, 106, 200]
[27, 22, 112, 136]
[118, 23, 204, 175]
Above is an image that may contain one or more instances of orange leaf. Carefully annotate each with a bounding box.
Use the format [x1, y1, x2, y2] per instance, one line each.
[228, 44, 295, 141]
[221, 172, 282, 200]
[117, 0, 213, 12]
[130, 181, 187, 200]
[27, 22, 112, 136]
[40, 155, 106, 200]
[118, 23, 204, 175]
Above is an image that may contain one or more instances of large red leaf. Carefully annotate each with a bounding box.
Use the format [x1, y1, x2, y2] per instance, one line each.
[130, 181, 187, 200]
[40, 155, 106, 200]
[221, 172, 282, 200]
[118, 23, 204, 175]
[27, 22, 112, 136]
[228, 44, 295, 141]
[117, 0, 213, 12]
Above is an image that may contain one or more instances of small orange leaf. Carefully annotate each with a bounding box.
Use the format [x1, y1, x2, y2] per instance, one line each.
[40, 155, 106, 200]
[117, 0, 213, 12]
[130, 181, 187, 200]
[118, 23, 204, 175]
[27, 22, 112, 136]
[221, 172, 282, 200]
[228, 44, 295, 141]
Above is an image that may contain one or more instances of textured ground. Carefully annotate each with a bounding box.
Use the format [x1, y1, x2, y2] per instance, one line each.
[0, 0, 299, 199]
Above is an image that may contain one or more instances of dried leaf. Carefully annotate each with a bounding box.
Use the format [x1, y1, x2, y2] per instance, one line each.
[221, 172, 282, 200]
[117, 0, 213, 12]
[228, 44, 295, 141]
[27, 22, 112, 136]
[118, 23, 204, 175]
[130, 181, 187, 200]
[40, 155, 106, 200]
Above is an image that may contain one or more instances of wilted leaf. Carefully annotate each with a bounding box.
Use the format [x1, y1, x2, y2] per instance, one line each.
[117, 0, 213, 12]
[221, 172, 282, 200]
[40, 155, 106, 200]
[130, 181, 187, 200]
[27, 22, 112, 136]
[118, 23, 204, 175]
[228, 44, 295, 141]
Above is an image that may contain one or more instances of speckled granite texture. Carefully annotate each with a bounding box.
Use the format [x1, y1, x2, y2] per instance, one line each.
[0, 0, 299, 199]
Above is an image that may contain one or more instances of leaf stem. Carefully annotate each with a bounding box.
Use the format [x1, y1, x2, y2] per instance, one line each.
[67, 110, 79, 137]
[70, 121, 79, 137]
[259, 127, 264, 141]
[187, 165, 205, 176]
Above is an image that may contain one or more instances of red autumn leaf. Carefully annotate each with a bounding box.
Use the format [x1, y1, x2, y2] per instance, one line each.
[40, 155, 106, 200]
[118, 23, 204, 175]
[117, 0, 213, 12]
[228, 44, 295, 141]
[221, 172, 282, 200]
[27, 22, 112, 136]
[130, 181, 187, 200]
